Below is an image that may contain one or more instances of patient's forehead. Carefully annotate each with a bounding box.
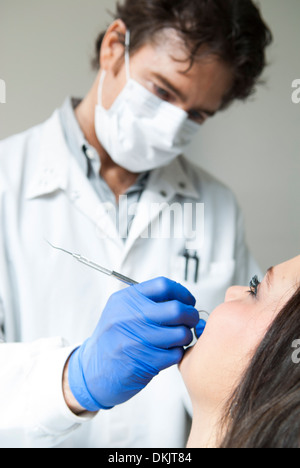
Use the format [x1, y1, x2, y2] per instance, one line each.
[270, 256, 300, 298]
[276, 256, 300, 279]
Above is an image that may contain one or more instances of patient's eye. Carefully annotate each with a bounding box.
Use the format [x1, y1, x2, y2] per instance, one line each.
[248, 275, 261, 297]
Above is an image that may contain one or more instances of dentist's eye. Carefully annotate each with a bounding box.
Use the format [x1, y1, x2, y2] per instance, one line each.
[153, 85, 171, 101]
[248, 275, 261, 297]
[188, 110, 206, 125]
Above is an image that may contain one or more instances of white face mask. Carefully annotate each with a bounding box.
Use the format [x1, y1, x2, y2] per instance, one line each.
[95, 31, 200, 173]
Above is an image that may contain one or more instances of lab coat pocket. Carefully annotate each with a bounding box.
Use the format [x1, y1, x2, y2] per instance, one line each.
[170, 256, 236, 315]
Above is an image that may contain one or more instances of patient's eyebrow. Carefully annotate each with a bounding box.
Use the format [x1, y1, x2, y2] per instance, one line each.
[266, 266, 274, 289]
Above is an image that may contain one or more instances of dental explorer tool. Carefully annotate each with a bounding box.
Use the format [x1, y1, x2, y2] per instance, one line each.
[46, 240, 206, 339]
[46, 240, 138, 286]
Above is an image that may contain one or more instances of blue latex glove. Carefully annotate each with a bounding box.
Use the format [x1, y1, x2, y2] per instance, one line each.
[68, 277, 199, 412]
[195, 319, 207, 339]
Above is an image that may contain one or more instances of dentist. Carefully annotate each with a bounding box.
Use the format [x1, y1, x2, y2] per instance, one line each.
[0, 0, 272, 448]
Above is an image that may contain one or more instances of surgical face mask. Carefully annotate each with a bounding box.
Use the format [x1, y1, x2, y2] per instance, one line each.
[95, 31, 200, 173]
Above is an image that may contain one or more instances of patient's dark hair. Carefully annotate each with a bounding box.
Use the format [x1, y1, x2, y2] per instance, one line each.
[221, 286, 300, 448]
[92, 0, 272, 108]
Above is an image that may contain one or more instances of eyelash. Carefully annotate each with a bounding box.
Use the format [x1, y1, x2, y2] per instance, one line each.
[248, 275, 261, 297]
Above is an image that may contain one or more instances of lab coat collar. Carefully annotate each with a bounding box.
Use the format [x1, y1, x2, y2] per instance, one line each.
[149, 156, 199, 201]
[26, 110, 71, 200]
[25, 109, 201, 258]
[26, 110, 199, 203]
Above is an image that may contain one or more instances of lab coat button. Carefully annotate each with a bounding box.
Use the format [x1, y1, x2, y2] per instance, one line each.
[105, 204, 114, 213]
[39, 178, 49, 187]
[85, 147, 96, 161]
[70, 191, 81, 201]
[179, 182, 186, 189]
[160, 190, 168, 198]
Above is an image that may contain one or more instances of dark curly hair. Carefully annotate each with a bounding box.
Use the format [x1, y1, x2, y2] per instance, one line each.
[92, 0, 272, 108]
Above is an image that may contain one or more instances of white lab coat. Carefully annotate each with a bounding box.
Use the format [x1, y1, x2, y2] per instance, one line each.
[0, 109, 260, 448]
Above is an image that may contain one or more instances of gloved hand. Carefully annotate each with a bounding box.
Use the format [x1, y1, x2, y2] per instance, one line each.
[68, 277, 200, 412]
[195, 319, 207, 339]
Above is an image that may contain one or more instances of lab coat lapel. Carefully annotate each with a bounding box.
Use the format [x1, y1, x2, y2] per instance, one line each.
[121, 157, 199, 262]
[126, 176, 174, 243]
[26, 110, 123, 248]
[25, 111, 70, 200]
[67, 161, 123, 249]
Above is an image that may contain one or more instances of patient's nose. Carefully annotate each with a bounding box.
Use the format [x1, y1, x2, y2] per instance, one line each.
[225, 285, 247, 302]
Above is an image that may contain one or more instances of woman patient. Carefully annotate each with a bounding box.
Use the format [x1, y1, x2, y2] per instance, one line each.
[179, 255, 300, 448]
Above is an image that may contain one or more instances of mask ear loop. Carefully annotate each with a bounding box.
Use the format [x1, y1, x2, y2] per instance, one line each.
[98, 29, 130, 106]
[98, 69, 106, 106]
[125, 29, 131, 81]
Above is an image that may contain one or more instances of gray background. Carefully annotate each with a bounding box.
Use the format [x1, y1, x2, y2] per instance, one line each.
[0, 0, 299, 273]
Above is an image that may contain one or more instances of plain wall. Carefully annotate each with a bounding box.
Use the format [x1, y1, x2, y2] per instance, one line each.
[0, 0, 299, 273]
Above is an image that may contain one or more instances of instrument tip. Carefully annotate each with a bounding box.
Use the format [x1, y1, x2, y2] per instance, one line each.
[44, 239, 74, 257]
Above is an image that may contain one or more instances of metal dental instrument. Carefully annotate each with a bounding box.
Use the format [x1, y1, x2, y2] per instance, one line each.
[46, 240, 138, 286]
[46, 240, 205, 340]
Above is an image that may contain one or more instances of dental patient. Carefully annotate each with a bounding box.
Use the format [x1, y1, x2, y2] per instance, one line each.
[180, 255, 300, 448]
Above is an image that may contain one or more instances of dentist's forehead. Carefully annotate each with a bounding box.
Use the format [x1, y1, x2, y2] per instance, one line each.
[144, 28, 190, 56]
[141, 27, 219, 69]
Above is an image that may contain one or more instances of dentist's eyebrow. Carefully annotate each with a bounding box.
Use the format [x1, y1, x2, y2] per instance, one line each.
[152, 72, 186, 100]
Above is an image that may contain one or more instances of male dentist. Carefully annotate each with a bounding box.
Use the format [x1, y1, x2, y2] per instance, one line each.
[0, 0, 271, 448]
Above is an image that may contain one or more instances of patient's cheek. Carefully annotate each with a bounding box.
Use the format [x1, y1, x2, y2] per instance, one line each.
[178, 347, 194, 386]
[179, 343, 200, 394]
[179, 296, 284, 409]
[179, 331, 216, 404]
[178, 305, 253, 406]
